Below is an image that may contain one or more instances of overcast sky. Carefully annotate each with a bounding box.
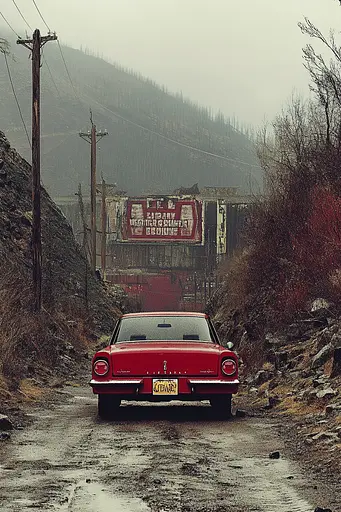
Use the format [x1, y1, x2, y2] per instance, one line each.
[2, 0, 341, 126]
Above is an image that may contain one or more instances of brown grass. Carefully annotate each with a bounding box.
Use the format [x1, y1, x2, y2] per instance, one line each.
[276, 395, 324, 416]
[0, 256, 89, 391]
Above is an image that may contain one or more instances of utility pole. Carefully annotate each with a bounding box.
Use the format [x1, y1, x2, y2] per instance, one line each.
[17, 29, 57, 313]
[100, 177, 107, 280]
[79, 113, 107, 273]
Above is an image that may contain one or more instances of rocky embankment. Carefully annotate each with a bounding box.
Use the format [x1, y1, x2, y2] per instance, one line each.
[0, 130, 121, 424]
[238, 300, 341, 476]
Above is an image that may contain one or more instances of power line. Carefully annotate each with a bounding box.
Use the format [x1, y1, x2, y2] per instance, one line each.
[4, 3, 259, 174]
[57, 39, 78, 98]
[57, 40, 76, 92]
[41, 45, 61, 98]
[31, 0, 50, 32]
[0, 10, 20, 38]
[89, 98, 262, 171]
[30, 0, 78, 101]
[3, 52, 31, 149]
[11, 0, 32, 31]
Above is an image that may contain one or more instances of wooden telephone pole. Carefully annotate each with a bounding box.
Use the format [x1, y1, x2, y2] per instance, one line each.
[100, 177, 107, 280]
[17, 29, 57, 312]
[79, 114, 107, 273]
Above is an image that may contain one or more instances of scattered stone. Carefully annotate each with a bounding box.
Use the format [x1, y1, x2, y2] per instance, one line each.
[331, 347, 341, 377]
[313, 375, 329, 388]
[325, 404, 341, 416]
[274, 351, 288, 369]
[50, 378, 64, 389]
[311, 298, 331, 315]
[235, 409, 247, 418]
[314, 508, 332, 512]
[264, 396, 280, 409]
[269, 451, 280, 459]
[312, 343, 333, 369]
[254, 370, 272, 386]
[316, 388, 338, 400]
[264, 333, 284, 347]
[0, 432, 11, 441]
[311, 432, 339, 443]
[0, 414, 13, 431]
[86, 478, 91, 484]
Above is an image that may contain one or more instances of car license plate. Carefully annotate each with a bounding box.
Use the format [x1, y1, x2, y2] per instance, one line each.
[152, 379, 178, 395]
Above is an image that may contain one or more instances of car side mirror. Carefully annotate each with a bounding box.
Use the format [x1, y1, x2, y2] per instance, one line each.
[226, 341, 234, 350]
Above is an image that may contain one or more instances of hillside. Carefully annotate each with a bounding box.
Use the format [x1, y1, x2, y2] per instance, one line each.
[0, 130, 120, 400]
[0, 32, 261, 197]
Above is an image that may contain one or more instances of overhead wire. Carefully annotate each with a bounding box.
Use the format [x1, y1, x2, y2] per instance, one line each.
[88, 97, 262, 171]
[56, 39, 79, 99]
[9, 1, 60, 100]
[31, 0, 50, 32]
[10, 3, 261, 176]
[42, 52, 61, 98]
[30, 0, 80, 101]
[3, 52, 31, 149]
[11, 0, 32, 31]
[0, 10, 20, 38]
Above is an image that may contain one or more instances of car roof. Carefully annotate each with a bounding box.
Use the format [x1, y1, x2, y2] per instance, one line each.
[121, 312, 208, 318]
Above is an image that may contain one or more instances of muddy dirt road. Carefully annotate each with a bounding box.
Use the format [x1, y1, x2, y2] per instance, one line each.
[0, 386, 334, 512]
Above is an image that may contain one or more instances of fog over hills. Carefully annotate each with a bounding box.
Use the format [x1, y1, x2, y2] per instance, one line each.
[0, 32, 261, 197]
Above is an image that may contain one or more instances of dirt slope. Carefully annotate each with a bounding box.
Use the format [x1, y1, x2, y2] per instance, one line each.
[0, 131, 120, 402]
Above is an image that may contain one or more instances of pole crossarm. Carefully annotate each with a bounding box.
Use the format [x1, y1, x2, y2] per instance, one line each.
[17, 32, 57, 50]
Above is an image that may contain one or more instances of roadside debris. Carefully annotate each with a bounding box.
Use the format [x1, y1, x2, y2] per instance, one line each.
[269, 451, 281, 459]
[0, 414, 13, 431]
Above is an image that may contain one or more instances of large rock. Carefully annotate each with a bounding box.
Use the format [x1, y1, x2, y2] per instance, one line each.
[316, 388, 338, 399]
[312, 343, 333, 369]
[331, 332, 341, 348]
[253, 370, 272, 386]
[0, 414, 13, 431]
[264, 333, 287, 348]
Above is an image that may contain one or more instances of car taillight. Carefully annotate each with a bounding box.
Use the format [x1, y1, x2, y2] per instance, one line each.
[221, 358, 237, 376]
[93, 359, 109, 376]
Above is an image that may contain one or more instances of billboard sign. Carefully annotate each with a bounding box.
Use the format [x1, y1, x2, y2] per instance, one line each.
[123, 198, 202, 243]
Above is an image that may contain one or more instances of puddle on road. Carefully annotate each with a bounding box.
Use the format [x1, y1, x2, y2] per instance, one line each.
[67, 482, 151, 512]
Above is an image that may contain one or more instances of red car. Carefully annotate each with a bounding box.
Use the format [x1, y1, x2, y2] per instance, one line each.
[90, 312, 239, 419]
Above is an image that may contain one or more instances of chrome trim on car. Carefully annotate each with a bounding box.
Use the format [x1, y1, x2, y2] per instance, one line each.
[90, 379, 143, 386]
[188, 379, 240, 385]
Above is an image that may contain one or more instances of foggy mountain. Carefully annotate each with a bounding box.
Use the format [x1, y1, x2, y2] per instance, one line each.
[0, 33, 262, 197]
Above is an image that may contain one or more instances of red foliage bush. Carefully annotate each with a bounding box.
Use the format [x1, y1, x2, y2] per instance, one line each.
[291, 186, 341, 299]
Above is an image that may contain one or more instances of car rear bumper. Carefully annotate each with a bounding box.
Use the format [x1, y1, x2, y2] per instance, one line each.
[90, 377, 239, 398]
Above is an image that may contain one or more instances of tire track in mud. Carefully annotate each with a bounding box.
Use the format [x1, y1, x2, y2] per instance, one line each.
[0, 388, 331, 512]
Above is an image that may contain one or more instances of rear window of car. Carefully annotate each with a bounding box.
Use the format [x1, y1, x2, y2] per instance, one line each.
[114, 316, 214, 342]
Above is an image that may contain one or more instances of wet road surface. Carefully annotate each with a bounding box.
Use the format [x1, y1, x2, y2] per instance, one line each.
[0, 386, 324, 511]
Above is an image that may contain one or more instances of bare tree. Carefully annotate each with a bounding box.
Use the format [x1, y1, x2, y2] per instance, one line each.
[0, 38, 10, 55]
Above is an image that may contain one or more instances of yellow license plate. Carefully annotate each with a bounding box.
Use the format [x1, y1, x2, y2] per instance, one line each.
[152, 379, 178, 395]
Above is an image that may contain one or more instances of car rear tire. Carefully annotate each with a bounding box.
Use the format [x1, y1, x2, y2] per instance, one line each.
[210, 394, 232, 419]
[98, 395, 121, 419]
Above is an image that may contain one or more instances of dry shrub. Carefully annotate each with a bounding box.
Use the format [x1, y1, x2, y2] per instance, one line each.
[0, 255, 92, 389]
[217, 18, 341, 331]
[218, 250, 251, 312]
[0, 259, 58, 385]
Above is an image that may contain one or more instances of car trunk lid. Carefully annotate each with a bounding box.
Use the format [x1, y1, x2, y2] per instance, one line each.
[111, 342, 220, 377]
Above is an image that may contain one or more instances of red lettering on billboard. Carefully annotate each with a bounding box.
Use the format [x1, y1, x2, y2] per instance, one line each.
[123, 198, 202, 243]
